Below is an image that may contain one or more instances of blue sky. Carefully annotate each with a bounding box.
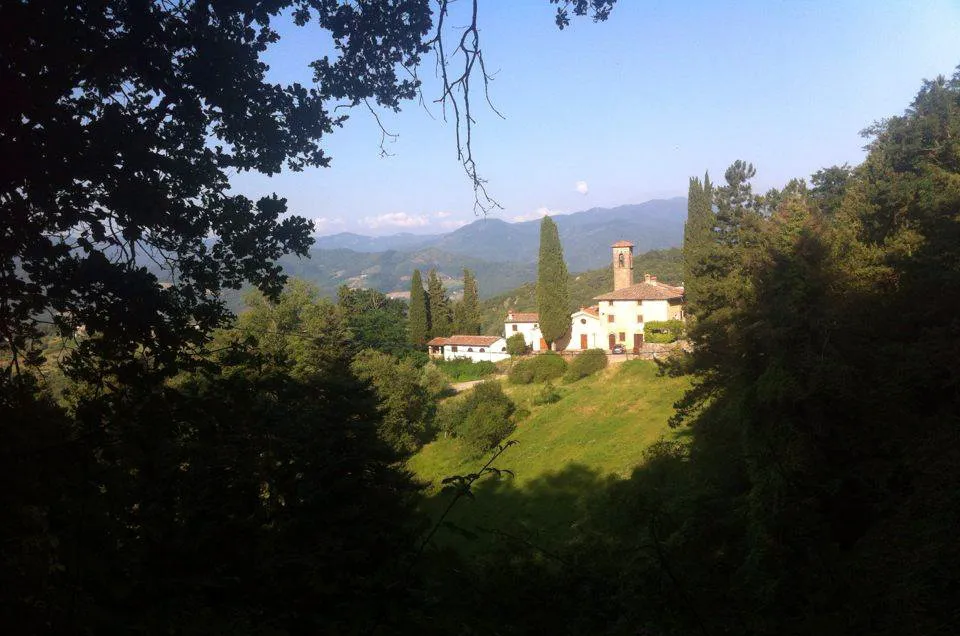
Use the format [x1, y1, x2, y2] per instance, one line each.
[229, 0, 960, 236]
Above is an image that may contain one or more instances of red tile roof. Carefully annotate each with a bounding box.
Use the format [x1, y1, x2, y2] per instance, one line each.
[505, 311, 539, 323]
[611, 240, 634, 248]
[574, 305, 600, 317]
[426, 337, 449, 346]
[594, 281, 684, 301]
[442, 335, 504, 347]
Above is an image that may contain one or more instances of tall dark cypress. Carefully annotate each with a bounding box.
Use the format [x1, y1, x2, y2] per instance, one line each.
[536, 216, 570, 349]
[460, 269, 481, 335]
[684, 171, 714, 315]
[408, 269, 429, 346]
[426, 268, 452, 338]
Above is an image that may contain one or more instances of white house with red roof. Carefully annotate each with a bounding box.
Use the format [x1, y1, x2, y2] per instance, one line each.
[426, 335, 510, 362]
[503, 310, 546, 352]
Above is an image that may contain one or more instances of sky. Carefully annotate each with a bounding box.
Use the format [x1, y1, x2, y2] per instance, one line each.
[229, 0, 960, 236]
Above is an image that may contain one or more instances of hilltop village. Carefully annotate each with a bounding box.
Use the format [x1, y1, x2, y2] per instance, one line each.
[426, 240, 685, 362]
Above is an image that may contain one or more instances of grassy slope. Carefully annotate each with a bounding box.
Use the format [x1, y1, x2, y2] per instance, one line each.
[408, 360, 689, 551]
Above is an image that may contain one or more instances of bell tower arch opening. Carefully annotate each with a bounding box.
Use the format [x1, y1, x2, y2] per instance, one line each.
[611, 240, 634, 291]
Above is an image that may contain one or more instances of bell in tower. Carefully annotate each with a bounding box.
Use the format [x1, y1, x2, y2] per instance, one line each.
[611, 240, 634, 290]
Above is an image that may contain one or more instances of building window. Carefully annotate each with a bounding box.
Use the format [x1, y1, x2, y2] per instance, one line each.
[467, 347, 474, 352]
[637, 315, 643, 323]
[608, 315, 615, 323]
[580, 318, 587, 324]
[451, 345, 458, 352]
[501, 347, 506, 352]
[479, 348, 485, 353]
[512, 324, 518, 332]
[619, 332, 625, 342]
[618, 253, 625, 267]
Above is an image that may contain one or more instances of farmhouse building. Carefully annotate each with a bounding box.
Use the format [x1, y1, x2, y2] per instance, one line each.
[502, 240, 685, 353]
[503, 311, 547, 351]
[426, 335, 510, 363]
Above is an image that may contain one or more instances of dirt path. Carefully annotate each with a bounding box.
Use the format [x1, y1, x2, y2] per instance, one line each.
[450, 375, 506, 393]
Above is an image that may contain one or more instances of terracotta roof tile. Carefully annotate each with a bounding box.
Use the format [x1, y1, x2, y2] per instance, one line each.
[443, 335, 503, 347]
[611, 240, 634, 248]
[426, 337, 449, 346]
[594, 281, 684, 301]
[505, 311, 539, 323]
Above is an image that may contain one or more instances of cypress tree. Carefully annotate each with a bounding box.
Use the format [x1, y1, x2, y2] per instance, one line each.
[408, 269, 429, 346]
[536, 216, 570, 349]
[460, 269, 481, 335]
[427, 268, 452, 337]
[684, 171, 714, 315]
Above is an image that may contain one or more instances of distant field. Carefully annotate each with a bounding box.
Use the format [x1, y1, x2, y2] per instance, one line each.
[408, 360, 690, 552]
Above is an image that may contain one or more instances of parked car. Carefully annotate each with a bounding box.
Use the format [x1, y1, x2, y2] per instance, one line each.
[611, 344, 626, 354]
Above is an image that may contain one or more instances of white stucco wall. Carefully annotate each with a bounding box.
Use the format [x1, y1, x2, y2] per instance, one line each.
[567, 313, 602, 351]
[504, 321, 545, 352]
[597, 300, 646, 350]
[444, 339, 510, 362]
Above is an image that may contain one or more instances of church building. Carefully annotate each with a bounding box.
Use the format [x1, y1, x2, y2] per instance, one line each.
[504, 240, 685, 353]
[589, 240, 685, 353]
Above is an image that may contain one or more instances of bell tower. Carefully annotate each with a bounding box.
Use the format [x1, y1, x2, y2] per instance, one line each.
[612, 240, 634, 290]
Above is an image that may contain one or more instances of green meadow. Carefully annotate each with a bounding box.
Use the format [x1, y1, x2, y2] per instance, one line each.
[408, 360, 690, 552]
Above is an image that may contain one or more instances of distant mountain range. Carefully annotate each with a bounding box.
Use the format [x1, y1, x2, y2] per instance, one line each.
[226, 198, 689, 308]
[313, 198, 687, 273]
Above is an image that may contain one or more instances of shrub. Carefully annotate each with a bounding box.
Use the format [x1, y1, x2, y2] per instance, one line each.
[434, 393, 468, 438]
[506, 333, 528, 356]
[458, 381, 516, 456]
[532, 351, 567, 383]
[564, 348, 608, 382]
[436, 381, 517, 454]
[351, 349, 434, 454]
[508, 358, 536, 384]
[508, 352, 568, 384]
[420, 362, 452, 399]
[532, 382, 562, 405]
[644, 320, 685, 344]
[434, 359, 498, 382]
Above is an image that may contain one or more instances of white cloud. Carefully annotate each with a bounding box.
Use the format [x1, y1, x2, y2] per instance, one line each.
[575, 180, 589, 195]
[440, 219, 468, 230]
[510, 206, 557, 223]
[434, 210, 452, 218]
[361, 212, 430, 230]
[311, 217, 344, 234]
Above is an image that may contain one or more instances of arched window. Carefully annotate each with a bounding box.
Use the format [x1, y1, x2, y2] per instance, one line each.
[618, 253, 625, 267]
[467, 347, 474, 352]
[479, 348, 485, 353]
[580, 318, 587, 324]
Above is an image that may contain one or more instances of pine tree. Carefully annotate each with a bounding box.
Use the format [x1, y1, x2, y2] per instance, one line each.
[427, 269, 452, 338]
[536, 216, 570, 349]
[684, 171, 714, 315]
[408, 269, 429, 346]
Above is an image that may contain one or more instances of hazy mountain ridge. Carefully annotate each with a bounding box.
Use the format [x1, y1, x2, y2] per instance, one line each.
[313, 198, 687, 271]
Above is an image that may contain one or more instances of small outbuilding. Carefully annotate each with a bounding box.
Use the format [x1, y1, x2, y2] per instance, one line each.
[426, 335, 510, 363]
